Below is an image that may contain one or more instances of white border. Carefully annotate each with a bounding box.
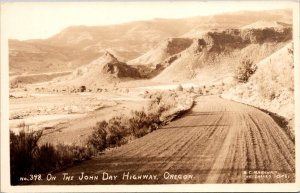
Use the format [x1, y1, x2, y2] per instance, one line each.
[1, 1, 299, 192]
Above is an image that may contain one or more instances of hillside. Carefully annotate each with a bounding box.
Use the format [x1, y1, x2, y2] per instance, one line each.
[222, 43, 294, 120]
[9, 40, 100, 74]
[9, 9, 292, 74]
[128, 38, 193, 68]
[153, 26, 292, 83]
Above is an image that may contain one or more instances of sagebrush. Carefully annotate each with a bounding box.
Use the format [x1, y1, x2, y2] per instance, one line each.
[10, 128, 93, 185]
[88, 90, 194, 151]
[234, 59, 256, 83]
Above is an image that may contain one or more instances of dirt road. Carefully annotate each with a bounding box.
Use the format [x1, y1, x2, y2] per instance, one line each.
[35, 96, 295, 184]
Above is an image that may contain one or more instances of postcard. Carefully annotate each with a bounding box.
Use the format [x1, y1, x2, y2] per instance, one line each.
[1, 1, 299, 192]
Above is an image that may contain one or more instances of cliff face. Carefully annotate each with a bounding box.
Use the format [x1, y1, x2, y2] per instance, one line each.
[190, 27, 292, 53]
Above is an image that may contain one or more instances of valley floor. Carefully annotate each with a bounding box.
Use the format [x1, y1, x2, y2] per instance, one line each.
[32, 95, 295, 184]
[9, 90, 147, 145]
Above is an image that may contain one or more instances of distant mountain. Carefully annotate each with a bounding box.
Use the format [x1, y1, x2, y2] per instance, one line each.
[9, 9, 292, 75]
[181, 9, 292, 38]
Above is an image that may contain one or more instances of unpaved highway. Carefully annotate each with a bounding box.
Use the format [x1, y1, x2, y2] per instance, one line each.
[35, 96, 295, 184]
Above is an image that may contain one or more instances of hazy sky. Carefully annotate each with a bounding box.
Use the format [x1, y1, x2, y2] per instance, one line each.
[2, 1, 294, 40]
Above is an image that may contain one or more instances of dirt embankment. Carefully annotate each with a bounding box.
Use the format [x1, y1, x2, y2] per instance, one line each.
[33, 96, 294, 185]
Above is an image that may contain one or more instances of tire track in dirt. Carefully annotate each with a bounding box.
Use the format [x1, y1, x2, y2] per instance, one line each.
[34, 95, 295, 185]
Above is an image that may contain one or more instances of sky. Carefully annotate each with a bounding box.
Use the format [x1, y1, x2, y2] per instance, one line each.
[1, 1, 294, 40]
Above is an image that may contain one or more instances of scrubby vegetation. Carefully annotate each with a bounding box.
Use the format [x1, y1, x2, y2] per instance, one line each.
[10, 90, 195, 185]
[88, 90, 195, 151]
[234, 59, 256, 83]
[10, 125, 93, 185]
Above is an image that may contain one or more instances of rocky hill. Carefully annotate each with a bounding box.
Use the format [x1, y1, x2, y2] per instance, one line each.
[153, 26, 292, 83]
[54, 51, 141, 88]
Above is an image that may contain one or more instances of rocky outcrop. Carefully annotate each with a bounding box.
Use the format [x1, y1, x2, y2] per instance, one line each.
[86, 51, 140, 79]
[55, 51, 141, 87]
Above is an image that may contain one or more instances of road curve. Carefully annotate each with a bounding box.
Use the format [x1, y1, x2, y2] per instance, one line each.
[35, 96, 295, 184]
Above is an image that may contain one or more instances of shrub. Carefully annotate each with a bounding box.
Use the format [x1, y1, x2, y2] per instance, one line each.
[188, 86, 194, 93]
[87, 121, 108, 151]
[55, 144, 93, 165]
[10, 128, 93, 185]
[258, 84, 276, 100]
[80, 85, 86, 92]
[69, 145, 93, 162]
[234, 59, 256, 83]
[106, 117, 127, 147]
[10, 130, 42, 185]
[128, 111, 158, 138]
[288, 45, 293, 55]
[34, 143, 57, 173]
[218, 88, 224, 94]
[55, 144, 76, 166]
[176, 84, 183, 92]
[147, 91, 174, 116]
[76, 69, 83, 76]
[197, 88, 203, 95]
[87, 90, 194, 157]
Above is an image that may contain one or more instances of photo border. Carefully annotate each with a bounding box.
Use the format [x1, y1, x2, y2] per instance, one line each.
[1, 1, 299, 192]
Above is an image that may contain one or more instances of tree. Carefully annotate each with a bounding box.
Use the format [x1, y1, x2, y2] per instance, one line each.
[234, 59, 256, 83]
[79, 85, 86, 92]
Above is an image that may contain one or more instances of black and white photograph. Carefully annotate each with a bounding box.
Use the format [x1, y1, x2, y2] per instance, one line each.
[0, 1, 299, 192]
